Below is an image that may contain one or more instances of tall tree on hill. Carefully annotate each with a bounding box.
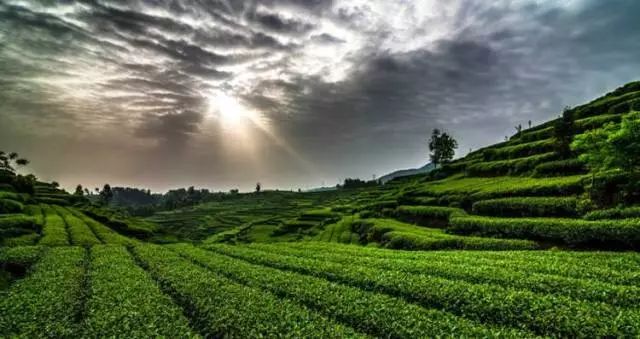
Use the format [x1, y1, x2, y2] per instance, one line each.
[74, 184, 84, 196]
[255, 182, 261, 193]
[554, 107, 575, 158]
[100, 184, 113, 205]
[428, 129, 458, 168]
[0, 151, 29, 173]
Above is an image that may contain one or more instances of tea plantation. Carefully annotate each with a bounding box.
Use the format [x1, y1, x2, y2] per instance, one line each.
[2, 82, 640, 337]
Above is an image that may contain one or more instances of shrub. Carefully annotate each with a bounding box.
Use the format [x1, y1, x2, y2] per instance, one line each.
[472, 197, 579, 217]
[516, 126, 555, 142]
[584, 207, 640, 220]
[0, 215, 39, 239]
[533, 159, 587, 177]
[574, 114, 622, 132]
[449, 215, 640, 249]
[482, 139, 556, 161]
[467, 152, 559, 176]
[0, 199, 24, 213]
[394, 205, 466, 227]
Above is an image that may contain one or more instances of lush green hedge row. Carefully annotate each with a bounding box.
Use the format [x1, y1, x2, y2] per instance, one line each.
[472, 197, 579, 217]
[515, 126, 555, 143]
[39, 205, 69, 246]
[54, 206, 101, 246]
[467, 152, 559, 176]
[449, 215, 640, 249]
[251, 243, 640, 308]
[209, 244, 640, 337]
[0, 198, 23, 214]
[84, 245, 194, 337]
[533, 159, 587, 177]
[393, 205, 465, 226]
[281, 242, 640, 286]
[82, 207, 155, 239]
[584, 207, 640, 220]
[67, 208, 135, 245]
[0, 245, 44, 267]
[574, 90, 640, 119]
[132, 244, 362, 338]
[482, 139, 556, 161]
[181, 244, 530, 338]
[0, 247, 85, 337]
[0, 214, 39, 239]
[23, 204, 45, 225]
[351, 218, 537, 250]
[574, 114, 622, 132]
[35, 197, 69, 206]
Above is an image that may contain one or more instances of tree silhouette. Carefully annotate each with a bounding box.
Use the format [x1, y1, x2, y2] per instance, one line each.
[428, 129, 458, 168]
[255, 182, 261, 193]
[74, 184, 84, 196]
[0, 151, 29, 173]
[100, 184, 113, 205]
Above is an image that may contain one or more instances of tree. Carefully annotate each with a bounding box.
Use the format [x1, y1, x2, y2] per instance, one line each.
[528, 120, 532, 128]
[572, 112, 640, 174]
[515, 124, 522, 135]
[100, 184, 113, 205]
[255, 182, 261, 193]
[572, 112, 640, 204]
[554, 107, 574, 157]
[84, 188, 90, 196]
[74, 184, 84, 196]
[51, 181, 60, 189]
[0, 151, 29, 173]
[428, 129, 458, 168]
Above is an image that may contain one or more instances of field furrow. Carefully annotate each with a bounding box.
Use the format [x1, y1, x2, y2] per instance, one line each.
[206, 244, 640, 337]
[131, 244, 367, 338]
[170, 243, 535, 338]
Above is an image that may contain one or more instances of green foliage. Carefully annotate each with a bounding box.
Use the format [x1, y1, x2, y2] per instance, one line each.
[67, 208, 135, 245]
[516, 126, 555, 142]
[247, 242, 640, 308]
[351, 218, 536, 250]
[0, 245, 44, 266]
[429, 129, 458, 167]
[482, 138, 556, 161]
[472, 197, 579, 218]
[0, 198, 24, 213]
[54, 206, 101, 246]
[209, 243, 640, 337]
[83, 245, 195, 337]
[466, 152, 558, 176]
[574, 114, 622, 132]
[393, 205, 465, 226]
[584, 206, 640, 220]
[0, 214, 39, 239]
[533, 159, 586, 177]
[449, 215, 640, 249]
[176, 243, 528, 338]
[0, 247, 86, 337]
[39, 205, 70, 246]
[132, 244, 363, 338]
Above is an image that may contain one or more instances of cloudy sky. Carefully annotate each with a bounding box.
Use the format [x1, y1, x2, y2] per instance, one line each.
[1, 0, 639, 192]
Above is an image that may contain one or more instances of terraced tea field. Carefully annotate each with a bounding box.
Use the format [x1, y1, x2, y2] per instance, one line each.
[3, 241, 640, 337]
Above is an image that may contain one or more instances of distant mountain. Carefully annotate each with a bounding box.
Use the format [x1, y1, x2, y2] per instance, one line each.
[379, 162, 436, 184]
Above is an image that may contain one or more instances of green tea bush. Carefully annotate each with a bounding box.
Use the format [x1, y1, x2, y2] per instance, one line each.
[210, 244, 640, 337]
[574, 91, 640, 119]
[39, 205, 70, 246]
[0, 215, 39, 238]
[394, 205, 465, 226]
[83, 246, 195, 337]
[54, 206, 101, 246]
[574, 114, 622, 132]
[467, 152, 558, 176]
[584, 206, 640, 220]
[177, 244, 530, 338]
[533, 159, 587, 177]
[516, 126, 555, 142]
[0, 198, 23, 213]
[449, 215, 640, 249]
[472, 197, 579, 217]
[133, 244, 362, 338]
[0, 247, 85, 337]
[482, 139, 556, 161]
[67, 208, 135, 245]
[253, 243, 639, 307]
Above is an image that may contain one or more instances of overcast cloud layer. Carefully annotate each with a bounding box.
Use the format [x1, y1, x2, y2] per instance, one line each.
[1, 0, 640, 191]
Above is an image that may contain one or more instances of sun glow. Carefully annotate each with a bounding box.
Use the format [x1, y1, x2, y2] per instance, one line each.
[208, 91, 255, 129]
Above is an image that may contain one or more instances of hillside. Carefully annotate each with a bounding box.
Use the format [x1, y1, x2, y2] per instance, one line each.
[378, 162, 435, 183]
[2, 81, 640, 337]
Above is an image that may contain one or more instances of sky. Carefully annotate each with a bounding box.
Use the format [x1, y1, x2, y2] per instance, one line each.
[1, 0, 640, 192]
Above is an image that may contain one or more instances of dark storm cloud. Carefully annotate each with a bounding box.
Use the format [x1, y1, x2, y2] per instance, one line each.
[2, 0, 640, 191]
